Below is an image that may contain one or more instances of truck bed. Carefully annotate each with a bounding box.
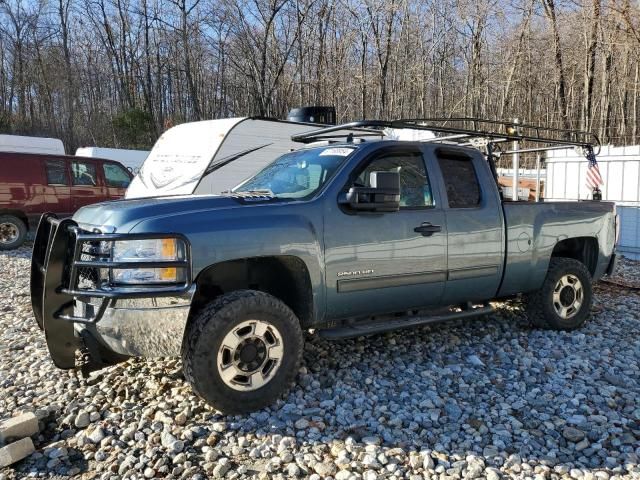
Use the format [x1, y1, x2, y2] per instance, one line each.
[498, 200, 616, 297]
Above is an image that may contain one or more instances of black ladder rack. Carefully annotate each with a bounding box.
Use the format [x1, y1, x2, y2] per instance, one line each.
[292, 117, 600, 153]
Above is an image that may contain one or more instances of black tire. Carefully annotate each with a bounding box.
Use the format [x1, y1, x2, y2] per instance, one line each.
[182, 290, 303, 414]
[0, 214, 27, 250]
[524, 257, 593, 331]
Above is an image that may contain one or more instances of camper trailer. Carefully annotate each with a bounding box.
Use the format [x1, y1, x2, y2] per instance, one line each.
[126, 118, 344, 199]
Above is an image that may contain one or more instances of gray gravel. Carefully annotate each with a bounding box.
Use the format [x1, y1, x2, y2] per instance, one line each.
[1, 244, 639, 479]
[607, 256, 640, 287]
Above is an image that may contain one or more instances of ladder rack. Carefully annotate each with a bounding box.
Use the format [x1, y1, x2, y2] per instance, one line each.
[292, 117, 600, 153]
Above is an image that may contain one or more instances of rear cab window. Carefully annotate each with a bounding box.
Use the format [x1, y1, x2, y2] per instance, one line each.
[103, 163, 132, 188]
[436, 149, 481, 208]
[71, 161, 97, 186]
[45, 159, 70, 185]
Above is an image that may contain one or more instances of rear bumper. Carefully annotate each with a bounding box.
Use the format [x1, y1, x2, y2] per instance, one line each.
[30, 213, 193, 369]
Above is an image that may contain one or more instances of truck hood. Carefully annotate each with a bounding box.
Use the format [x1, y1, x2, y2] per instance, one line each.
[73, 195, 245, 232]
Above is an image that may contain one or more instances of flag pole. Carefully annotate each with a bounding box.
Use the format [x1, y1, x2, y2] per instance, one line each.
[512, 118, 520, 201]
[585, 145, 603, 201]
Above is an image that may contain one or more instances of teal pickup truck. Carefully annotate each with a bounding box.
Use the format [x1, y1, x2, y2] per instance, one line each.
[31, 119, 617, 413]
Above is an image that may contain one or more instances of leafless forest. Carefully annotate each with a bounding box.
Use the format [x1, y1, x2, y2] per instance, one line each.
[0, 0, 639, 152]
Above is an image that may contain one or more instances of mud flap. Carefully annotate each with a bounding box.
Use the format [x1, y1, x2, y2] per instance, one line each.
[605, 253, 618, 276]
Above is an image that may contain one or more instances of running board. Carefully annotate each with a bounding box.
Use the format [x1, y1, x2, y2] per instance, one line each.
[318, 305, 494, 340]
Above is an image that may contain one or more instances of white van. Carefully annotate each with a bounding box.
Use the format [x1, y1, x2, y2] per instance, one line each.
[75, 147, 149, 173]
[0, 134, 65, 155]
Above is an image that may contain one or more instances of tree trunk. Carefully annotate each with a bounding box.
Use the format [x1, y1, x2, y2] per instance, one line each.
[542, 0, 571, 130]
[581, 0, 600, 131]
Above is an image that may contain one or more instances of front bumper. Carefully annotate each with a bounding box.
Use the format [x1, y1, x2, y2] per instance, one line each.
[77, 291, 194, 357]
[30, 213, 193, 369]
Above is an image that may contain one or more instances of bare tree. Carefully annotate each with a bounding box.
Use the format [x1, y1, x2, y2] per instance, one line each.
[0, 0, 639, 148]
[542, 0, 570, 130]
[581, 0, 600, 132]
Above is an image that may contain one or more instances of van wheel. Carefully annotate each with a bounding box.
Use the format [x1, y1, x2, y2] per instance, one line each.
[0, 215, 27, 250]
[182, 290, 303, 414]
[524, 258, 593, 331]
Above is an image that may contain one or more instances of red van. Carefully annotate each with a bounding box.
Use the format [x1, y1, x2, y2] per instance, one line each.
[0, 152, 133, 250]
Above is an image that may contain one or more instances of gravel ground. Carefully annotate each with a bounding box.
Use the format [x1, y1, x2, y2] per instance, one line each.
[1, 244, 639, 480]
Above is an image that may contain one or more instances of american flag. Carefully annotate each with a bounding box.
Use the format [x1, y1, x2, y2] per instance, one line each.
[585, 147, 603, 191]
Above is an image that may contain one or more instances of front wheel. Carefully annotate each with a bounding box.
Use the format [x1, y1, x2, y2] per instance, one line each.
[524, 257, 593, 330]
[182, 290, 303, 413]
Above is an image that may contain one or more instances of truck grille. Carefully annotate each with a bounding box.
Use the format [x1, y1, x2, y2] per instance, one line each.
[77, 241, 108, 290]
[32, 213, 193, 325]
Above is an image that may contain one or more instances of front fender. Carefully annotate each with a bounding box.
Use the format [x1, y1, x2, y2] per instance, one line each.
[130, 207, 326, 322]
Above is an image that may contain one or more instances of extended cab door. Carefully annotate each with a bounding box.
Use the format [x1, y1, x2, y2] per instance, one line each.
[431, 147, 504, 304]
[323, 146, 447, 319]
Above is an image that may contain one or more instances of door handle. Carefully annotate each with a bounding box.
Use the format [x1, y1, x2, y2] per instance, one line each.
[414, 222, 442, 237]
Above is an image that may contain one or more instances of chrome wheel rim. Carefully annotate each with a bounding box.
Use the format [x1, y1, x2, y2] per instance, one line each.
[0, 222, 19, 244]
[552, 274, 583, 319]
[217, 319, 284, 391]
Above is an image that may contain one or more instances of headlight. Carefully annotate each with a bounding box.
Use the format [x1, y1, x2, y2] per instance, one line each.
[111, 238, 187, 284]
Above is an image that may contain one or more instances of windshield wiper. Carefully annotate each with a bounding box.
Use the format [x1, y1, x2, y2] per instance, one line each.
[232, 189, 275, 196]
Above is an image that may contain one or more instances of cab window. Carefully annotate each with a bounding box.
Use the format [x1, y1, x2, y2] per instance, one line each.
[436, 151, 481, 208]
[45, 159, 69, 185]
[356, 152, 433, 208]
[103, 163, 131, 188]
[71, 161, 97, 186]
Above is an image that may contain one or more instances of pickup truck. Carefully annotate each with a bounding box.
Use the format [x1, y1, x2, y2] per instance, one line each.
[30, 129, 617, 413]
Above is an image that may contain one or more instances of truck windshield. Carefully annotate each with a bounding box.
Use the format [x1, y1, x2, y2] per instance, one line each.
[233, 146, 355, 199]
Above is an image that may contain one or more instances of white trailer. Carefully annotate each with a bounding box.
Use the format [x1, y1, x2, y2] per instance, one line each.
[75, 147, 149, 173]
[126, 118, 344, 199]
[0, 134, 65, 155]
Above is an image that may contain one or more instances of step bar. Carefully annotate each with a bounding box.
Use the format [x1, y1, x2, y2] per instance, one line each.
[318, 305, 494, 340]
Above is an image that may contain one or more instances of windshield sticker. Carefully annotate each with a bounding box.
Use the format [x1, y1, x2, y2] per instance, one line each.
[319, 147, 353, 157]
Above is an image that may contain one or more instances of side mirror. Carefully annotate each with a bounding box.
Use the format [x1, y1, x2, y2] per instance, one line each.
[339, 171, 400, 212]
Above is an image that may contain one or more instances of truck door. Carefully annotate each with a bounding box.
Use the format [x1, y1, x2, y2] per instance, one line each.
[323, 146, 447, 319]
[70, 160, 102, 211]
[433, 147, 504, 304]
[42, 159, 72, 216]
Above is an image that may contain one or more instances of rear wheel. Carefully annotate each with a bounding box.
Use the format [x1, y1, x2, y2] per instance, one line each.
[182, 290, 303, 413]
[0, 214, 27, 250]
[524, 257, 593, 330]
